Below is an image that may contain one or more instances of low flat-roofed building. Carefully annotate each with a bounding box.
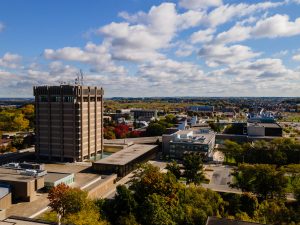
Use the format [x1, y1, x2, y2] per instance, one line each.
[206, 216, 264, 225]
[163, 128, 215, 160]
[0, 168, 44, 202]
[0, 216, 58, 225]
[130, 109, 157, 121]
[247, 122, 282, 137]
[44, 172, 74, 188]
[92, 144, 158, 177]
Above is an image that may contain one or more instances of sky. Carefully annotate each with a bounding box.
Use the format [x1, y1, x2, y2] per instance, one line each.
[0, 0, 300, 97]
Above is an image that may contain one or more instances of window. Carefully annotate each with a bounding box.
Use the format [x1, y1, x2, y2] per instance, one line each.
[51, 96, 61, 102]
[40, 96, 48, 102]
[64, 96, 74, 102]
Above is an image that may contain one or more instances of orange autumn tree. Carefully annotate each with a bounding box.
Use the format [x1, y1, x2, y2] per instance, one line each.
[48, 183, 70, 224]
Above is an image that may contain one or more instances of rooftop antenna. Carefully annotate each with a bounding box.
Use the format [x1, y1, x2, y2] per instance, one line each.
[80, 69, 84, 86]
[75, 69, 84, 85]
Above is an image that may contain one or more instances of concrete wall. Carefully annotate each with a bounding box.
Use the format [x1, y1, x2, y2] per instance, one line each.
[247, 126, 265, 136]
[87, 174, 117, 199]
[0, 193, 11, 209]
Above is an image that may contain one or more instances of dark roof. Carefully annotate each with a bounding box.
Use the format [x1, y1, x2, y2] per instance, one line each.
[206, 217, 265, 225]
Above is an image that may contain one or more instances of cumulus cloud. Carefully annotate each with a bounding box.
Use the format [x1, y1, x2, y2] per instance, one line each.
[179, 0, 223, 10]
[44, 42, 125, 74]
[100, 3, 206, 62]
[215, 14, 300, 44]
[198, 44, 261, 67]
[205, 1, 283, 27]
[252, 14, 300, 38]
[292, 54, 300, 61]
[174, 42, 195, 57]
[190, 28, 216, 44]
[2, 1, 300, 97]
[99, 3, 178, 62]
[0, 53, 22, 68]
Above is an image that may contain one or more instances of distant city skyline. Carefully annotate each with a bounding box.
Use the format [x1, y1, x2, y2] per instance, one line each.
[0, 0, 300, 97]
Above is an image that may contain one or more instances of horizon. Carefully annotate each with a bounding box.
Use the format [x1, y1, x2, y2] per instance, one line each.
[1, 0, 300, 97]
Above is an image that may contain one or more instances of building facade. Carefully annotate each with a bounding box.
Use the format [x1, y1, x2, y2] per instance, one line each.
[163, 128, 216, 160]
[33, 85, 104, 162]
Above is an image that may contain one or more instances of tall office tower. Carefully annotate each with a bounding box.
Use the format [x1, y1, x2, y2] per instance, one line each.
[33, 85, 104, 162]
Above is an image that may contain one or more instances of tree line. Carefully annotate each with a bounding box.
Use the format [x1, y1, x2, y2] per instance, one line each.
[221, 138, 300, 165]
[44, 162, 300, 225]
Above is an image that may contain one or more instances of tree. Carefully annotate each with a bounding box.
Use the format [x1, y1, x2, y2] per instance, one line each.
[183, 153, 205, 185]
[166, 160, 181, 180]
[12, 113, 29, 131]
[178, 186, 224, 225]
[254, 199, 291, 225]
[48, 183, 70, 224]
[231, 164, 288, 199]
[63, 188, 89, 215]
[48, 184, 90, 224]
[114, 124, 130, 138]
[114, 185, 137, 216]
[146, 123, 166, 136]
[140, 193, 176, 225]
[221, 140, 244, 163]
[64, 205, 109, 225]
[130, 164, 180, 203]
[104, 126, 116, 139]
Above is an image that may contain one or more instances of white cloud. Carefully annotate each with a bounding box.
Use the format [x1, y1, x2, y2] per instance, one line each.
[292, 54, 300, 61]
[215, 25, 251, 44]
[214, 14, 300, 44]
[252, 14, 300, 38]
[0, 53, 22, 68]
[273, 50, 288, 57]
[198, 44, 261, 67]
[179, 0, 223, 10]
[174, 42, 195, 57]
[44, 42, 125, 74]
[176, 10, 204, 30]
[99, 3, 178, 62]
[205, 1, 283, 27]
[190, 28, 216, 44]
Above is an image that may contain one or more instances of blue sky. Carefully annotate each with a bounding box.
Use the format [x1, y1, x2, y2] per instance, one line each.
[0, 0, 300, 97]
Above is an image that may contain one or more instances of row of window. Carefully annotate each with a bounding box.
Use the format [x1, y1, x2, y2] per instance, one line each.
[39, 96, 74, 102]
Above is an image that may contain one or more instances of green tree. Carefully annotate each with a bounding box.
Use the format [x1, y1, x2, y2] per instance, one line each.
[231, 164, 288, 199]
[221, 140, 244, 163]
[140, 193, 176, 225]
[130, 164, 180, 203]
[146, 123, 166, 136]
[178, 186, 224, 225]
[114, 185, 137, 216]
[254, 199, 291, 225]
[166, 160, 181, 180]
[183, 154, 205, 185]
[64, 205, 109, 225]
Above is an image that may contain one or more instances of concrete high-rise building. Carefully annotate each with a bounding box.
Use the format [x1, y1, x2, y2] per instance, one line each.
[33, 85, 104, 162]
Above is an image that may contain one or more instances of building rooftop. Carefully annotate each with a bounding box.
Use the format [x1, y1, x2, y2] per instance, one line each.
[44, 172, 73, 183]
[247, 122, 281, 128]
[206, 217, 263, 225]
[0, 216, 58, 225]
[93, 144, 157, 166]
[0, 168, 41, 182]
[172, 129, 215, 145]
